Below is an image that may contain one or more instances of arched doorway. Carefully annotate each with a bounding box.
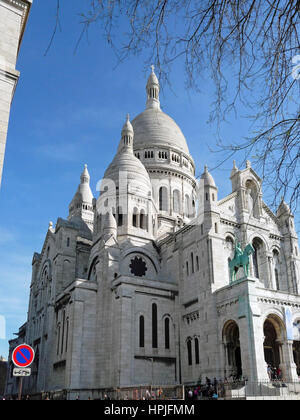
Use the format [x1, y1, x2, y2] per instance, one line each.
[263, 319, 281, 368]
[223, 321, 242, 379]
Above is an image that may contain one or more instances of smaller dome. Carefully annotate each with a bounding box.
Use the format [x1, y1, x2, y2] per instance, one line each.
[102, 118, 152, 196]
[201, 165, 216, 187]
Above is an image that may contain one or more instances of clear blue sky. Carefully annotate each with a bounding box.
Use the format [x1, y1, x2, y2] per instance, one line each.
[0, 0, 298, 359]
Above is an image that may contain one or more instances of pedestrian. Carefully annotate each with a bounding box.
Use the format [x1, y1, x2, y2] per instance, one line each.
[267, 365, 272, 380]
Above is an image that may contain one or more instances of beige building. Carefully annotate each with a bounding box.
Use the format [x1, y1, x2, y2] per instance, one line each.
[0, 0, 32, 186]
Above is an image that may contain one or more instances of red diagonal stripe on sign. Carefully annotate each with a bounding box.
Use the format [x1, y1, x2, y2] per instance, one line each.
[17, 349, 30, 363]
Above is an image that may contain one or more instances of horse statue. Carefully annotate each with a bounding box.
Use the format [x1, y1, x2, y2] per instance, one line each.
[228, 242, 255, 283]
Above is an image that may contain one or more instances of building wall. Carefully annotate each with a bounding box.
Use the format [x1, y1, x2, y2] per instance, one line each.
[0, 359, 7, 396]
[0, 0, 32, 186]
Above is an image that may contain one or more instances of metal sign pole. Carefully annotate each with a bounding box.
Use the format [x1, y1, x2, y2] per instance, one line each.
[18, 377, 23, 401]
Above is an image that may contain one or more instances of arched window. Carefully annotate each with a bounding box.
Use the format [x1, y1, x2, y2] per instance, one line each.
[273, 250, 280, 290]
[165, 318, 170, 349]
[196, 256, 199, 271]
[252, 238, 262, 279]
[159, 187, 168, 211]
[275, 269, 280, 290]
[133, 207, 139, 227]
[117, 206, 123, 227]
[187, 339, 192, 366]
[186, 261, 189, 276]
[191, 253, 194, 274]
[185, 195, 190, 217]
[173, 190, 181, 213]
[140, 210, 147, 230]
[65, 318, 69, 352]
[57, 324, 61, 356]
[139, 316, 145, 348]
[61, 311, 65, 354]
[152, 303, 158, 349]
[253, 246, 259, 278]
[194, 338, 200, 365]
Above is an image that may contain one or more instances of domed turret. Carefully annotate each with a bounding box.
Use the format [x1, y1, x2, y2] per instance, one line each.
[96, 116, 156, 241]
[198, 165, 218, 214]
[201, 165, 216, 188]
[103, 115, 152, 195]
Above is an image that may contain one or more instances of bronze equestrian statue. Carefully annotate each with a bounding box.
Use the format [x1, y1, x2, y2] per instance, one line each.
[229, 241, 255, 283]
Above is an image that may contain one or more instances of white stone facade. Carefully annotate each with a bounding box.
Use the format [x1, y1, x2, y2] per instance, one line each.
[0, 0, 32, 186]
[5, 70, 300, 399]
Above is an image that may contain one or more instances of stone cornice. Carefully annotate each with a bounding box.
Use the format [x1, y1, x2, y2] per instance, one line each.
[2, 0, 33, 54]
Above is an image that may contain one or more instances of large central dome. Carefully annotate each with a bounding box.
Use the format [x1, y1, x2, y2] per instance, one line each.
[132, 107, 190, 155]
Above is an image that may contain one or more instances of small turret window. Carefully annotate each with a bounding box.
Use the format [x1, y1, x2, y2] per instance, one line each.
[158, 151, 168, 159]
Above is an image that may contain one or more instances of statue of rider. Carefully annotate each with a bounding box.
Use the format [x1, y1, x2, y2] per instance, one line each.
[234, 241, 243, 260]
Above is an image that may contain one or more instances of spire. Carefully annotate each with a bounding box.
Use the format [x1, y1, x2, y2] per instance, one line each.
[103, 209, 117, 239]
[230, 160, 239, 177]
[146, 65, 160, 110]
[68, 164, 94, 230]
[80, 164, 90, 184]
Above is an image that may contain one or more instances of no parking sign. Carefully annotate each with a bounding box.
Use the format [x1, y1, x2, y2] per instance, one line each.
[12, 344, 35, 368]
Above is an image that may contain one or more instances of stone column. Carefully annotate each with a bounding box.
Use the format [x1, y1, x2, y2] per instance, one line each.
[221, 342, 228, 379]
[237, 280, 269, 382]
[267, 255, 274, 290]
[279, 339, 298, 382]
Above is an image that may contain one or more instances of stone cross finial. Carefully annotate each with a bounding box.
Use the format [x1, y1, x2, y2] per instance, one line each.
[151, 64, 155, 73]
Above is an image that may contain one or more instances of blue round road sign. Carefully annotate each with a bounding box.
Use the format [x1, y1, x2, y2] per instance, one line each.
[12, 344, 35, 368]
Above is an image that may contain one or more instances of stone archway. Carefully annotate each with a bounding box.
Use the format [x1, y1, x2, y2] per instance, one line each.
[263, 314, 299, 381]
[223, 320, 242, 379]
[263, 319, 281, 368]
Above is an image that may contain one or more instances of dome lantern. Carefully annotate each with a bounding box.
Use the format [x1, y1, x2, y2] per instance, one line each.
[146, 65, 160, 110]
